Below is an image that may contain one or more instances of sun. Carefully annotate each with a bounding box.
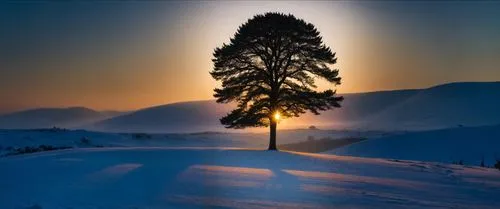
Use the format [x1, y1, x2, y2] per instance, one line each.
[273, 112, 281, 121]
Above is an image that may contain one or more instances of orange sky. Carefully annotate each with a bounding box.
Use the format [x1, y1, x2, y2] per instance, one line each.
[1, 1, 499, 113]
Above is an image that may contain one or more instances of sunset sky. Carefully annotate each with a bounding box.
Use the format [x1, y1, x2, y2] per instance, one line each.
[1, 1, 499, 113]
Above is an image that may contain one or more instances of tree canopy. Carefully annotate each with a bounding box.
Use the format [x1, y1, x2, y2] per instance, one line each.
[211, 12, 343, 131]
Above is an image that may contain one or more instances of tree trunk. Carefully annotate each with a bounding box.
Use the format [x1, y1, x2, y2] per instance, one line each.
[268, 120, 277, 150]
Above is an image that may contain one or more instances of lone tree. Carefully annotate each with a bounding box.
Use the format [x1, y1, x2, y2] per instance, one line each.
[211, 13, 342, 150]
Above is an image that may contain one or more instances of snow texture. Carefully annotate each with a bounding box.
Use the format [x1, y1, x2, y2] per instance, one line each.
[1, 148, 499, 209]
[326, 125, 500, 166]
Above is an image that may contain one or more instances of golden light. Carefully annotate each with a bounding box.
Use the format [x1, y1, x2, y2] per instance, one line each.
[274, 112, 281, 121]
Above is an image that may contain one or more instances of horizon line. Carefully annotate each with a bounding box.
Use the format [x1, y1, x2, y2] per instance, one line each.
[2, 80, 499, 115]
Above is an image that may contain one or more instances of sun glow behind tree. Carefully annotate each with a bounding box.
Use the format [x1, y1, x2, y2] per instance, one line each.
[211, 13, 342, 150]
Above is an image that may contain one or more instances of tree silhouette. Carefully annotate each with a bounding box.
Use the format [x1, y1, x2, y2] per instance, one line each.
[211, 13, 343, 150]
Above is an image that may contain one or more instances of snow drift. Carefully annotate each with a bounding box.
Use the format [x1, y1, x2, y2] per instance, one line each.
[326, 125, 500, 166]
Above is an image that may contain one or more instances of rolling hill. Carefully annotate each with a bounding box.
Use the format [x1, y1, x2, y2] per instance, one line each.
[91, 81, 500, 133]
[0, 107, 124, 129]
[90, 100, 235, 133]
[357, 82, 500, 130]
[1, 82, 499, 132]
[326, 124, 500, 166]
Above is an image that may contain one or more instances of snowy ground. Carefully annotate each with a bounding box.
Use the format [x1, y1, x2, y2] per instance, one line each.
[1, 147, 500, 209]
[0, 129, 385, 156]
[326, 125, 500, 166]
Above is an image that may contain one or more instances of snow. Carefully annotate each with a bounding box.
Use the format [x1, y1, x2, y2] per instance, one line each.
[1, 82, 499, 208]
[0, 129, 249, 153]
[326, 125, 500, 166]
[1, 148, 499, 209]
[357, 82, 500, 130]
[0, 129, 382, 156]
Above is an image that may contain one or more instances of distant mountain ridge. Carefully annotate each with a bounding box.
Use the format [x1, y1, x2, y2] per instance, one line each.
[0, 107, 125, 129]
[88, 100, 235, 133]
[1, 81, 499, 132]
[90, 81, 500, 132]
[357, 81, 500, 130]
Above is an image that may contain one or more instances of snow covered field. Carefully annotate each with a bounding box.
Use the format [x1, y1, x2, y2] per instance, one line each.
[0, 128, 384, 156]
[1, 147, 499, 209]
[1, 126, 499, 208]
[326, 125, 500, 166]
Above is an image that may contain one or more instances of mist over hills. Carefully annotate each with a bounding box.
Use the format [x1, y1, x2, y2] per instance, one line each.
[1, 82, 499, 132]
